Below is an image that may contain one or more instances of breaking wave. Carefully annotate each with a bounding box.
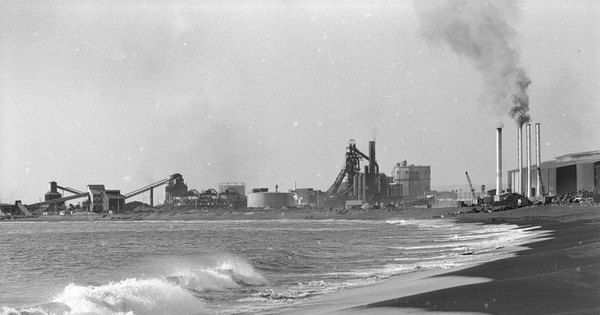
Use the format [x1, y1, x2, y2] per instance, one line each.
[53, 278, 208, 315]
[2, 254, 267, 315]
[166, 254, 268, 292]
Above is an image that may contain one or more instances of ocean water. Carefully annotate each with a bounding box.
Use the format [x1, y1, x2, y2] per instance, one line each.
[0, 219, 541, 315]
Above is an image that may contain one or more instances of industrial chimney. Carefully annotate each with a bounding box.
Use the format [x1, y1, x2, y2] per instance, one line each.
[535, 123, 542, 196]
[369, 141, 376, 176]
[526, 124, 532, 198]
[368, 140, 378, 198]
[517, 125, 523, 195]
[496, 121, 503, 195]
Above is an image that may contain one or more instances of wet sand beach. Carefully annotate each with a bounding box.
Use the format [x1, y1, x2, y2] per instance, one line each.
[280, 205, 600, 315]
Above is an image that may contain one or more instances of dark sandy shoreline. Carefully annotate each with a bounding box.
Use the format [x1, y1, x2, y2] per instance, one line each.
[278, 205, 600, 315]
[354, 219, 600, 315]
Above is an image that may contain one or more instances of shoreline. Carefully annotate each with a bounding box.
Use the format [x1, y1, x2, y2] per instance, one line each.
[277, 228, 552, 315]
[355, 218, 600, 315]
[278, 206, 600, 314]
[3, 203, 600, 223]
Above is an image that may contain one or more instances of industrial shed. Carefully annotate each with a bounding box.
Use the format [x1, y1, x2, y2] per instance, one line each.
[508, 150, 600, 195]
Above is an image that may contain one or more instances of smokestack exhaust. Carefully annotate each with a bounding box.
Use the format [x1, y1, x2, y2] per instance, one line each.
[496, 121, 503, 195]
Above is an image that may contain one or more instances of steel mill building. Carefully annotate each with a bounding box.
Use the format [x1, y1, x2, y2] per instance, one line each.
[390, 160, 431, 199]
[508, 150, 600, 195]
[325, 139, 432, 208]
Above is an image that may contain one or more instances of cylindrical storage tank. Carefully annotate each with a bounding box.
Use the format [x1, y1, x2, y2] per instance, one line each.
[247, 192, 293, 208]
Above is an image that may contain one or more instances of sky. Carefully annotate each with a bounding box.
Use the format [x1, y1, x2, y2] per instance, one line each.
[1, 0, 598, 204]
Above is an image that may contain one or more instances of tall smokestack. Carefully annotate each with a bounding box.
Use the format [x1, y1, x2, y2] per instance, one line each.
[496, 121, 503, 195]
[369, 141, 376, 175]
[526, 124, 532, 198]
[536, 123, 542, 196]
[369, 140, 376, 199]
[517, 125, 523, 195]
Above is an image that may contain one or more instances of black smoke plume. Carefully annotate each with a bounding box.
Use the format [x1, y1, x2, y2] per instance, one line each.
[415, 0, 531, 125]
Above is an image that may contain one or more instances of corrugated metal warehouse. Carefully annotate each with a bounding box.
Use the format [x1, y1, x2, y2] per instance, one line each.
[508, 150, 600, 195]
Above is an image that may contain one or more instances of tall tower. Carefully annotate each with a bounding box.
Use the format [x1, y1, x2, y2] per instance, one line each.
[496, 122, 503, 195]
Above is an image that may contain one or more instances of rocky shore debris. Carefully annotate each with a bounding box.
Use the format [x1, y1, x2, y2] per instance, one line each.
[551, 190, 599, 204]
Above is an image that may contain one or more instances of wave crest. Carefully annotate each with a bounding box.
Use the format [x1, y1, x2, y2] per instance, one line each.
[8, 254, 268, 315]
[53, 278, 209, 315]
[166, 254, 268, 293]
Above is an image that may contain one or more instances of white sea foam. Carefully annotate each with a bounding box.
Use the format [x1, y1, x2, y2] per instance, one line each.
[2, 302, 71, 315]
[13, 255, 269, 315]
[385, 219, 410, 225]
[52, 278, 209, 315]
[166, 254, 268, 292]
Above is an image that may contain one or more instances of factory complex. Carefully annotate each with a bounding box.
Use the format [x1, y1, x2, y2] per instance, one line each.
[0, 138, 433, 217]
[1, 129, 599, 218]
[500, 123, 600, 203]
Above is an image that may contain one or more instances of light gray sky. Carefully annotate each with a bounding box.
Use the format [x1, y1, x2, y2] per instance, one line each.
[1, 0, 598, 204]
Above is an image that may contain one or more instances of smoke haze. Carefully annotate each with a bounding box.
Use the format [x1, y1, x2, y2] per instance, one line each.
[415, 0, 531, 125]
